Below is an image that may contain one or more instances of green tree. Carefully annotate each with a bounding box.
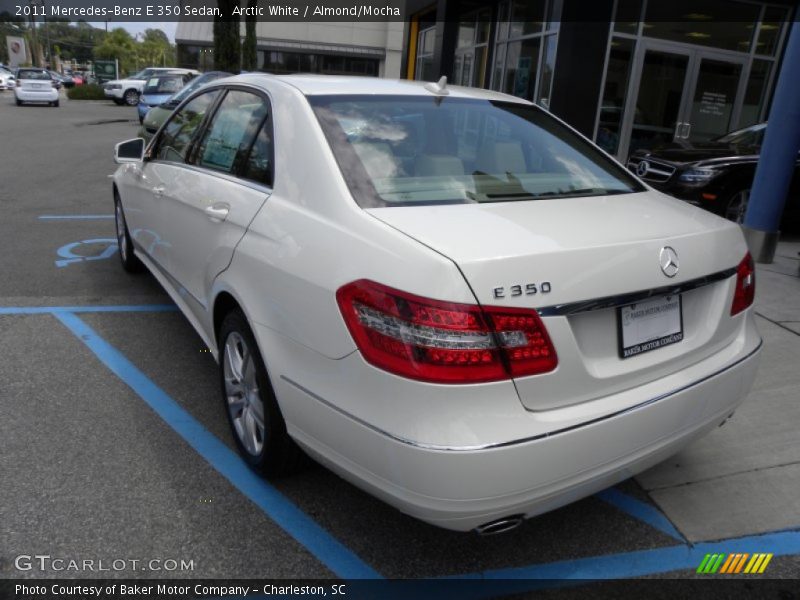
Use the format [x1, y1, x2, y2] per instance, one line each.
[241, 0, 258, 71]
[214, 0, 240, 73]
[94, 27, 137, 76]
[139, 28, 175, 67]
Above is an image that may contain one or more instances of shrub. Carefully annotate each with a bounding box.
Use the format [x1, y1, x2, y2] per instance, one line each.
[67, 84, 106, 100]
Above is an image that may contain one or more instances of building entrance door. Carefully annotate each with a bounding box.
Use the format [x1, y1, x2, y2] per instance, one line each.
[618, 41, 746, 160]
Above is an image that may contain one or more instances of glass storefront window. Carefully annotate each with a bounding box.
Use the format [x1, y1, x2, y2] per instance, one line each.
[739, 59, 772, 126]
[755, 6, 788, 56]
[509, 0, 546, 38]
[537, 34, 557, 109]
[596, 37, 635, 154]
[503, 38, 541, 99]
[454, 8, 490, 88]
[644, 0, 760, 52]
[415, 27, 436, 81]
[613, 0, 641, 35]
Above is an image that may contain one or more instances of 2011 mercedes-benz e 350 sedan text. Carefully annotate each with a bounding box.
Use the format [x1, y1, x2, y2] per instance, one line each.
[112, 74, 761, 533]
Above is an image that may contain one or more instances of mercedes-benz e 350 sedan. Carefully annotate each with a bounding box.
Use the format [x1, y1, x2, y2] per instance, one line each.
[112, 74, 761, 533]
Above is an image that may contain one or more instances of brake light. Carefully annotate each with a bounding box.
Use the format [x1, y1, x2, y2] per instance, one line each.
[730, 252, 755, 316]
[336, 280, 557, 383]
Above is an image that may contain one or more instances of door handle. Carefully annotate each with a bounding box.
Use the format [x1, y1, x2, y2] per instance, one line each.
[152, 185, 166, 196]
[204, 203, 230, 222]
[674, 122, 684, 139]
[682, 123, 691, 139]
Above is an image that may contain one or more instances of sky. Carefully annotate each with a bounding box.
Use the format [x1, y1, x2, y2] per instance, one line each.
[88, 21, 178, 42]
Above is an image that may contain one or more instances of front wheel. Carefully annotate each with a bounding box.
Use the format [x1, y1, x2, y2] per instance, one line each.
[123, 89, 139, 106]
[219, 310, 305, 477]
[725, 189, 750, 224]
[15, 98, 22, 106]
[114, 193, 144, 273]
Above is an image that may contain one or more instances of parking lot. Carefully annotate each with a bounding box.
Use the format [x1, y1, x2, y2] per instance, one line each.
[1, 92, 800, 593]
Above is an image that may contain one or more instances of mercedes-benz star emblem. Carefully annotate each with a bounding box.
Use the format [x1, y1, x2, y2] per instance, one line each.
[636, 160, 650, 177]
[659, 246, 679, 278]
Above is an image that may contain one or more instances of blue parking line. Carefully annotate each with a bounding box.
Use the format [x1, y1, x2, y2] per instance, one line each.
[595, 487, 684, 542]
[0, 305, 177, 314]
[38, 214, 114, 220]
[53, 311, 381, 580]
[448, 528, 800, 584]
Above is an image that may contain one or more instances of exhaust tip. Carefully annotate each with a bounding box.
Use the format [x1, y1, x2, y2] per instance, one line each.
[474, 515, 524, 536]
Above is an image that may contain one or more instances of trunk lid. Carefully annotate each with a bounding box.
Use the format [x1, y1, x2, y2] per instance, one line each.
[368, 192, 748, 411]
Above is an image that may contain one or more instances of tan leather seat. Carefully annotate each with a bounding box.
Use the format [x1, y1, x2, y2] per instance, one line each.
[415, 154, 466, 177]
[476, 141, 527, 175]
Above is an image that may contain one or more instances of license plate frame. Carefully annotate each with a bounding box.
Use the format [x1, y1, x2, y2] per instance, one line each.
[618, 294, 684, 359]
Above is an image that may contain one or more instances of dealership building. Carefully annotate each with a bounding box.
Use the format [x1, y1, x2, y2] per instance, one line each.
[175, 20, 404, 78]
[401, 0, 795, 161]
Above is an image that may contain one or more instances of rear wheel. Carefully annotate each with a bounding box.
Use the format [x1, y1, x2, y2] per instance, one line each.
[123, 89, 139, 106]
[725, 189, 750, 224]
[15, 98, 22, 106]
[219, 310, 304, 477]
[114, 192, 144, 273]
[52, 100, 59, 107]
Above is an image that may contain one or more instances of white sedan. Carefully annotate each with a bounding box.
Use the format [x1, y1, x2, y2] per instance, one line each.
[112, 74, 761, 533]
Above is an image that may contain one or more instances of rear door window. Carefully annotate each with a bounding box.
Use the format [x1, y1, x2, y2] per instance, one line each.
[193, 90, 268, 175]
[153, 89, 220, 163]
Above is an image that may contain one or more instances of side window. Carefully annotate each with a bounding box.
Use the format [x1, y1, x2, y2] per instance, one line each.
[240, 116, 274, 186]
[154, 89, 219, 163]
[194, 90, 268, 175]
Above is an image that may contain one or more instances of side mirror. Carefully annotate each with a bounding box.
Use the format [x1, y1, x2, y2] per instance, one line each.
[114, 138, 146, 164]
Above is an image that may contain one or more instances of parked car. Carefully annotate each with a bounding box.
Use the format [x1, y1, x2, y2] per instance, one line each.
[112, 75, 761, 533]
[627, 123, 800, 227]
[0, 66, 15, 90]
[139, 71, 232, 141]
[14, 68, 59, 107]
[49, 70, 75, 88]
[104, 67, 199, 106]
[136, 72, 196, 123]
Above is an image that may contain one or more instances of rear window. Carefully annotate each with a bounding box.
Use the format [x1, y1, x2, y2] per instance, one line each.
[310, 95, 644, 208]
[17, 69, 50, 81]
[144, 76, 185, 95]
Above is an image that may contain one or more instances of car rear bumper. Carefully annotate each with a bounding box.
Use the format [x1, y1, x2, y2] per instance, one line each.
[15, 88, 59, 102]
[259, 312, 762, 531]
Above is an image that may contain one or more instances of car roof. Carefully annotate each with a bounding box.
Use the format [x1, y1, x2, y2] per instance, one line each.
[225, 73, 531, 104]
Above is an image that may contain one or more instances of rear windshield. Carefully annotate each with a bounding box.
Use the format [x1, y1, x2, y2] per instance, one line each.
[17, 69, 50, 81]
[144, 76, 184, 95]
[310, 95, 644, 208]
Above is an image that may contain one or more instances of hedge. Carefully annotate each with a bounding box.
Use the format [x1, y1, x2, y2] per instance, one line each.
[66, 84, 106, 100]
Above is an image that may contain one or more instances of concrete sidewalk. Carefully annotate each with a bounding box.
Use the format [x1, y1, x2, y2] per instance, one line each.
[637, 237, 800, 542]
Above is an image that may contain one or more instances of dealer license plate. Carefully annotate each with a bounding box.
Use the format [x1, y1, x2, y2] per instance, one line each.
[618, 295, 683, 358]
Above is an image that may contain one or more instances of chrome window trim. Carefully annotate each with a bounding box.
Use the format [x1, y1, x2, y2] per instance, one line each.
[281, 340, 762, 452]
[536, 267, 737, 317]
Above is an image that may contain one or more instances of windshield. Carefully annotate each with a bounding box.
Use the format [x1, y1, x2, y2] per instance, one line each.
[714, 123, 766, 147]
[310, 95, 644, 208]
[144, 75, 184, 95]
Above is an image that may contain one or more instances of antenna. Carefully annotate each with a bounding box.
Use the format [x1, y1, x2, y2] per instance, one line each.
[424, 75, 449, 96]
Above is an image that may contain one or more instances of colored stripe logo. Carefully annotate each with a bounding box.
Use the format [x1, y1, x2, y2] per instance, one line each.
[697, 552, 773, 574]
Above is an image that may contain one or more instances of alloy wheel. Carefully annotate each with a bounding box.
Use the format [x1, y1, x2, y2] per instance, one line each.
[223, 331, 266, 457]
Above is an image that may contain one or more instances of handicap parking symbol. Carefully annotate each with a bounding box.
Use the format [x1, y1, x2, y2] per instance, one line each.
[55, 238, 118, 268]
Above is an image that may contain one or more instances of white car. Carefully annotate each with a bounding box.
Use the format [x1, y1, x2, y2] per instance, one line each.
[14, 68, 59, 106]
[104, 67, 199, 106]
[0, 66, 15, 90]
[112, 75, 761, 533]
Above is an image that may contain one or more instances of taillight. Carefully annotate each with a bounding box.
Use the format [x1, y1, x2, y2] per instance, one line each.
[51, 80, 58, 89]
[336, 280, 557, 383]
[730, 252, 755, 316]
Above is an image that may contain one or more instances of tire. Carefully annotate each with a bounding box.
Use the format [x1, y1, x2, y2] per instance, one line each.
[724, 189, 750, 224]
[15, 98, 22, 106]
[123, 89, 139, 106]
[53, 100, 59, 107]
[113, 98, 125, 106]
[114, 192, 144, 273]
[219, 309, 305, 477]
